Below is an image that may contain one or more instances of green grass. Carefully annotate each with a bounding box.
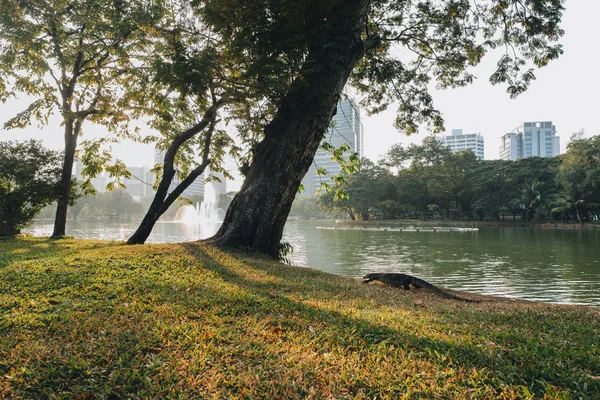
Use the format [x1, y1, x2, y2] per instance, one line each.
[1, 237, 599, 399]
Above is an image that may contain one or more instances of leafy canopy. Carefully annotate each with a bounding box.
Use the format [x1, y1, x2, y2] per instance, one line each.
[0, 0, 169, 193]
[171, 0, 565, 169]
[0, 140, 64, 234]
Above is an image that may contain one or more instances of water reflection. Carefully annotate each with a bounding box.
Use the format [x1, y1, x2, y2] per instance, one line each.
[283, 221, 600, 305]
[28, 220, 221, 243]
[26, 219, 600, 305]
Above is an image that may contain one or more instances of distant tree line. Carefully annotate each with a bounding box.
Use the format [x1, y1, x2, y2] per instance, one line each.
[318, 135, 600, 224]
[288, 198, 336, 221]
[37, 190, 146, 221]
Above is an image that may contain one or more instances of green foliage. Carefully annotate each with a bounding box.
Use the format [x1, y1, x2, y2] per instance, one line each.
[0, 0, 568, 244]
[557, 135, 600, 194]
[469, 157, 561, 222]
[313, 141, 362, 201]
[0, 0, 171, 235]
[196, 0, 564, 253]
[319, 159, 396, 221]
[381, 137, 472, 220]
[384, 136, 453, 170]
[352, 0, 564, 133]
[0, 0, 166, 132]
[552, 135, 600, 223]
[201, 0, 563, 135]
[68, 190, 145, 221]
[289, 197, 331, 220]
[0, 140, 63, 235]
[197, 0, 565, 171]
[277, 241, 294, 265]
[317, 134, 598, 224]
[77, 137, 136, 195]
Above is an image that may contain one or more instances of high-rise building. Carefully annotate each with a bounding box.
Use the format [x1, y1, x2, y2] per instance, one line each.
[184, 177, 205, 197]
[436, 129, 485, 159]
[300, 99, 363, 197]
[499, 132, 521, 161]
[74, 160, 84, 180]
[203, 168, 227, 205]
[499, 121, 560, 160]
[123, 166, 155, 201]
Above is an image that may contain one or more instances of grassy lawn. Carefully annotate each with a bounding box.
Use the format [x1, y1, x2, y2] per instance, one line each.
[1, 237, 599, 399]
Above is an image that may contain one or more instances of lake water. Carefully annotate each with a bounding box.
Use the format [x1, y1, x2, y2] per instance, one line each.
[27, 220, 600, 305]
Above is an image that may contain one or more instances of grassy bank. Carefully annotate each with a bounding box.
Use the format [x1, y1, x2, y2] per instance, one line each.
[1, 238, 599, 399]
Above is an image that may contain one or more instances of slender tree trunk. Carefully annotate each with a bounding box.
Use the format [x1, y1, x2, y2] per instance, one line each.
[127, 168, 176, 244]
[52, 119, 79, 238]
[576, 208, 583, 225]
[127, 105, 220, 244]
[345, 207, 357, 221]
[126, 162, 208, 244]
[209, 1, 371, 257]
[362, 208, 369, 221]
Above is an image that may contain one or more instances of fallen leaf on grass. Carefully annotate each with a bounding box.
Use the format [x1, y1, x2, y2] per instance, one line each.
[147, 347, 162, 354]
[48, 300, 60, 305]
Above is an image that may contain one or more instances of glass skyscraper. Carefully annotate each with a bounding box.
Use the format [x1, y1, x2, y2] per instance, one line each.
[300, 98, 363, 197]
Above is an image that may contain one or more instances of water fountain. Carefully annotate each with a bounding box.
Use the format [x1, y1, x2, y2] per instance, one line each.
[174, 180, 225, 225]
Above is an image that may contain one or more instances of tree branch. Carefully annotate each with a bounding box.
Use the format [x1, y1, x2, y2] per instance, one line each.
[160, 116, 218, 213]
[161, 96, 226, 188]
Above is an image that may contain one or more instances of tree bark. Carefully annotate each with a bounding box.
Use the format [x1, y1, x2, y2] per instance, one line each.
[576, 208, 583, 225]
[209, 1, 371, 257]
[0, 223, 19, 236]
[52, 119, 80, 238]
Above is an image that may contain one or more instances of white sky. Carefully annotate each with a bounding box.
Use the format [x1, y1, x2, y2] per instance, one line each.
[2, 1, 598, 175]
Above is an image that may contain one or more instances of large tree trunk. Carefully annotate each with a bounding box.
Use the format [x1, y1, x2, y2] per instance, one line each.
[209, 1, 370, 257]
[52, 119, 80, 238]
[0, 223, 19, 236]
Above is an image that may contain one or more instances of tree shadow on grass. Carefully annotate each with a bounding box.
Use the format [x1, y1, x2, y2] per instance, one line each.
[0, 237, 115, 266]
[181, 243, 599, 397]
